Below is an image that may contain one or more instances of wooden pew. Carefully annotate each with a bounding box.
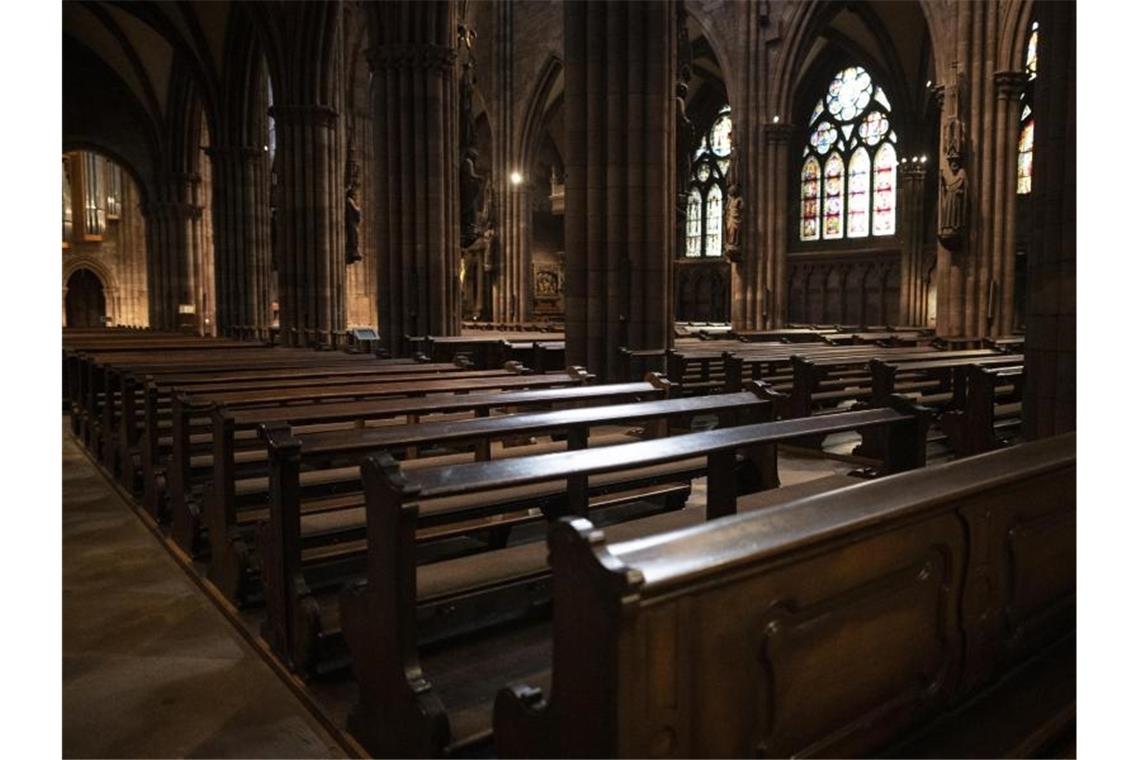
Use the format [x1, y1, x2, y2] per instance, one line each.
[100, 353, 429, 490]
[339, 400, 929, 756]
[204, 379, 670, 604]
[67, 344, 357, 451]
[941, 364, 1024, 457]
[867, 353, 1024, 408]
[787, 348, 1002, 419]
[101, 358, 463, 481]
[260, 385, 780, 676]
[494, 432, 1075, 758]
[153, 365, 579, 529]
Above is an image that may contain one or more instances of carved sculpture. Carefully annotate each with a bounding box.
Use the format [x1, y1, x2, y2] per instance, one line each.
[939, 156, 967, 247]
[724, 183, 743, 262]
[345, 187, 362, 264]
[460, 148, 485, 248]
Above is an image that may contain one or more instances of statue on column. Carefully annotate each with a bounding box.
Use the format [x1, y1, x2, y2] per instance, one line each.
[345, 157, 362, 265]
[724, 183, 744, 262]
[460, 148, 486, 248]
[939, 156, 967, 243]
[457, 24, 484, 250]
[938, 116, 967, 248]
[937, 71, 967, 249]
[675, 5, 694, 243]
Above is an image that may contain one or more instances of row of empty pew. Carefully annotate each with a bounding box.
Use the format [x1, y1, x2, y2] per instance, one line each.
[623, 327, 1026, 460]
[63, 326, 1072, 757]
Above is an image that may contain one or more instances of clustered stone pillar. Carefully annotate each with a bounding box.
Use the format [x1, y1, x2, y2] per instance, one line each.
[992, 70, 1028, 336]
[369, 36, 461, 352]
[564, 0, 676, 380]
[757, 122, 794, 329]
[117, 178, 150, 326]
[1022, 1, 1076, 439]
[270, 105, 346, 347]
[492, 0, 524, 324]
[935, 1, 1024, 338]
[143, 181, 199, 332]
[209, 145, 273, 338]
[898, 161, 928, 325]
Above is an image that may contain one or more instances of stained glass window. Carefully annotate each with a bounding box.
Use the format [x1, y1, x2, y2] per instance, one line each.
[799, 66, 897, 241]
[872, 144, 897, 235]
[1017, 21, 1038, 195]
[826, 67, 873, 121]
[705, 185, 723, 257]
[823, 152, 845, 240]
[847, 148, 871, 238]
[686, 190, 703, 257]
[1025, 21, 1038, 81]
[801, 157, 821, 241]
[682, 105, 733, 257]
[1017, 121, 1034, 195]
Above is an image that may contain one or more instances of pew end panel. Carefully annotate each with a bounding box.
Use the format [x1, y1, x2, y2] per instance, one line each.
[340, 453, 451, 757]
[494, 516, 645, 759]
[494, 434, 1076, 758]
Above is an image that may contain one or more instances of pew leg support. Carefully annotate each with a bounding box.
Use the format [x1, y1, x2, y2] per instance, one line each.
[340, 583, 451, 757]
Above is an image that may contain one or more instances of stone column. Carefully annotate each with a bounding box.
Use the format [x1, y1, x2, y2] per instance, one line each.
[898, 162, 928, 325]
[993, 71, 1028, 336]
[760, 122, 794, 328]
[564, 0, 676, 380]
[936, 1, 1025, 339]
[1023, 1, 1076, 439]
[208, 145, 273, 337]
[142, 189, 199, 332]
[369, 39, 460, 352]
[270, 105, 346, 347]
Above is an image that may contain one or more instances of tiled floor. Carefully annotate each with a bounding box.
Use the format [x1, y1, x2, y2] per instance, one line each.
[62, 423, 345, 759]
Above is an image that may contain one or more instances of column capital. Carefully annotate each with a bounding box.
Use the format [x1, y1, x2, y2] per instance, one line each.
[268, 104, 339, 128]
[994, 70, 1030, 100]
[366, 44, 456, 75]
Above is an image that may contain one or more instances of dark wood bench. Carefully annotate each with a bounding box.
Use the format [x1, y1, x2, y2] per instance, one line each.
[942, 364, 1024, 457]
[153, 365, 578, 529]
[257, 384, 781, 675]
[68, 345, 371, 456]
[67, 343, 437, 486]
[101, 357, 462, 483]
[339, 400, 929, 755]
[788, 348, 1003, 419]
[203, 378, 670, 604]
[493, 432, 1075, 758]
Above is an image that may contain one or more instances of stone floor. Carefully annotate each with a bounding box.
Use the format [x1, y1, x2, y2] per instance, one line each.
[62, 422, 346, 759]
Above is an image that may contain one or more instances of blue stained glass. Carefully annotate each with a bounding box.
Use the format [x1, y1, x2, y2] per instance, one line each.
[810, 121, 838, 155]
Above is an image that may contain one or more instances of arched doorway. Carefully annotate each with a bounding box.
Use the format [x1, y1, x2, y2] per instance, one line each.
[66, 268, 106, 327]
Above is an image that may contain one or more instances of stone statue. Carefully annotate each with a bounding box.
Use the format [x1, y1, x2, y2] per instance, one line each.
[345, 186, 362, 264]
[724, 183, 743, 261]
[675, 79, 695, 246]
[939, 156, 967, 245]
[460, 148, 484, 247]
